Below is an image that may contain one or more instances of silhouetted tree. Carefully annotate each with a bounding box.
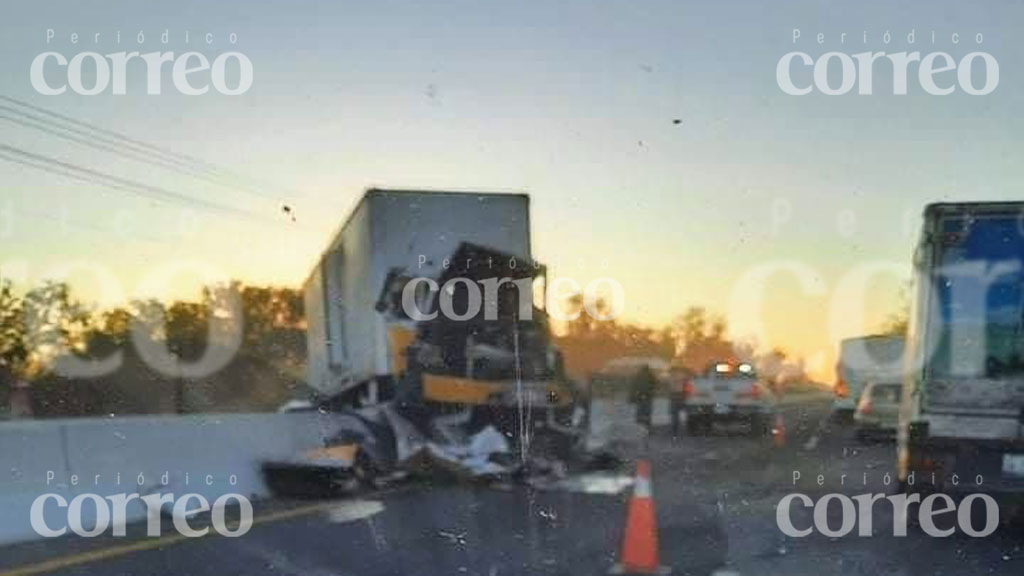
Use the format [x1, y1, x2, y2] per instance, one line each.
[22, 281, 305, 417]
[672, 307, 736, 373]
[0, 279, 28, 377]
[880, 286, 911, 336]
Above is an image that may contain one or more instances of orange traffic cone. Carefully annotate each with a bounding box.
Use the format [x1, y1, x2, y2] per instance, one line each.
[611, 460, 670, 575]
[773, 413, 786, 447]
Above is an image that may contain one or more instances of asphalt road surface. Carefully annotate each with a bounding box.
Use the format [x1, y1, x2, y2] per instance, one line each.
[2, 395, 1023, 576]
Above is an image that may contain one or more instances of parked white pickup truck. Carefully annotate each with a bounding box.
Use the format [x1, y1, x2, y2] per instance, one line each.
[682, 361, 775, 436]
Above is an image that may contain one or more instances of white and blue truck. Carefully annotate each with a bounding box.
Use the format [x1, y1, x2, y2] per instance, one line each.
[898, 202, 1024, 494]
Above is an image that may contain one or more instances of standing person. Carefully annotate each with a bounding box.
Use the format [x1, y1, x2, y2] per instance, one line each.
[631, 364, 656, 428]
[669, 366, 692, 437]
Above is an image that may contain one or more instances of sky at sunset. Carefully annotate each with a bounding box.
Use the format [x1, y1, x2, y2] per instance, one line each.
[2, 0, 1022, 380]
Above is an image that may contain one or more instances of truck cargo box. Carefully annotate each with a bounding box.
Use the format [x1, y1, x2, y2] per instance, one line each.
[899, 202, 1024, 493]
[911, 202, 1024, 417]
[303, 189, 532, 396]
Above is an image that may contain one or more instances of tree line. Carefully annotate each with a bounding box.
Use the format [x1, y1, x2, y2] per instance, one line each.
[0, 278, 305, 418]
[0, 277, 824, 419]
[552, 295, 810, 391]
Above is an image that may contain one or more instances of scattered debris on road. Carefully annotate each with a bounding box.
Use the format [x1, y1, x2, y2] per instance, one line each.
[261, 398, 634, 498]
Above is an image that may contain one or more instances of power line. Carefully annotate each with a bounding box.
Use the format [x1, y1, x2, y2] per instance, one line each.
[0, 144, 259, 219]
[0, 111, 259, 194]
[0, 103, 206, 175]
[1, 95, 223, 176]
[0, 96, 282, 202]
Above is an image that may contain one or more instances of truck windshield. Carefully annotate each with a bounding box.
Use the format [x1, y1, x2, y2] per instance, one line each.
[930, 215, 1024, 378]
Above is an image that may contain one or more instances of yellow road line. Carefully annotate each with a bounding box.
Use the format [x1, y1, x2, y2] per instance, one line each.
[0, 502, 331, 576]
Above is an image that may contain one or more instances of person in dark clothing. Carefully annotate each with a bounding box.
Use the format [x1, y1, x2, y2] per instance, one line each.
[631, 365, 657, 428]
[669, 367, 693, 437]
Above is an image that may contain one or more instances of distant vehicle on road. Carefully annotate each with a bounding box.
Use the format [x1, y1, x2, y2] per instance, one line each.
[683, 361, 774, 436]
[854, 381, 901, 440]
[898, 202, 1024, 495]
[833, 335, 905, 422]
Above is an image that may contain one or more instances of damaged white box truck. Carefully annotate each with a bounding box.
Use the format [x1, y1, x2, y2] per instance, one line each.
[303, 188, 571, 416]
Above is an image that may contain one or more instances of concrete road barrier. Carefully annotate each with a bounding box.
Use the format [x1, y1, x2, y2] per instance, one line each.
[589, 396, 674, 434]
[0, 413, 338, 545]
